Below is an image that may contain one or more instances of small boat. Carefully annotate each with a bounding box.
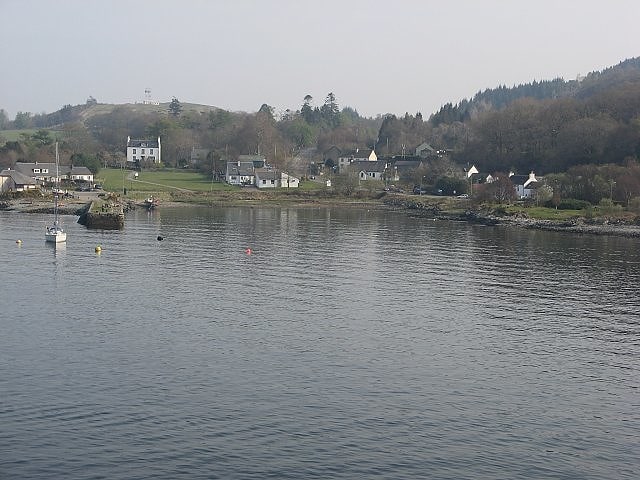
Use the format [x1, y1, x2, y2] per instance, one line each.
[144, 196, 159, 210]
[45, 143, 67, 244]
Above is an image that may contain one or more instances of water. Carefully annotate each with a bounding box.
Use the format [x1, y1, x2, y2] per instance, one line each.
[1, 206, 638, 479]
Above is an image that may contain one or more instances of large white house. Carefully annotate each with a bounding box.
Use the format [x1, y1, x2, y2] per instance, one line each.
[126, 136, 161, 165]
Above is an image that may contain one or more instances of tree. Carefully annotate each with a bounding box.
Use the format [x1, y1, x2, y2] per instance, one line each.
[169, 97, 183, 117]
[301, 95, 314, 123]
[321, 92, 341, 127]
[13, 111, 32, 129]
[0, 109, 8, 129]
[477, 173, 517, 203]
[32, 129, 53, 145]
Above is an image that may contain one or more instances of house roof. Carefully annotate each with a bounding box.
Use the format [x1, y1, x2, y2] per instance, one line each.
[340, 148, 374, 159]
[0, 169, 38, 185]
[14, 162, 93, 178]
[255, 168, 279, 180]
[226, 161, 255, 176]
[128, 139, 159, 148]
[70, 166, 93, 176]
[351, 159, 387, 173]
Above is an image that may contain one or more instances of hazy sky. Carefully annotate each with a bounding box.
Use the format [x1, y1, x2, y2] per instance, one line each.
[1, 0, 638, 119]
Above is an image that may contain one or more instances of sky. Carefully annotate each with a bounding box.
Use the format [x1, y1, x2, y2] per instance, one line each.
[1, 0, 639, 120]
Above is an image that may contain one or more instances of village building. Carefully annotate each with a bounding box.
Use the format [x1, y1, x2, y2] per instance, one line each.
[337, 148, 377, 173]
[509, 172, 539, 199]
[126, 136, 161, 165]
[0, 169, 39, 192]
[13, 162, 94, 186]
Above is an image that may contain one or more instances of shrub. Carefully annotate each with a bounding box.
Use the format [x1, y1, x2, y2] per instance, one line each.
[557, 198, 592, 210]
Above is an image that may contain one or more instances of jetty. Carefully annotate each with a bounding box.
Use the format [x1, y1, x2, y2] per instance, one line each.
[77, 200, 125, 229]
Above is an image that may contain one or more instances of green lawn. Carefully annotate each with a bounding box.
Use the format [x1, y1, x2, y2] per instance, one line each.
[97, 168, 233, 193]
[504, 205, 583, 220]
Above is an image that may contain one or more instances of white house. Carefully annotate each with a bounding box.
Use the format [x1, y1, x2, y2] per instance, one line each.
[337, 148, 377, 172]
[255, 168, 278, 188]
[254, 169, 300, 189]
[14, 162, 94, 185]
[280, 172, 299, 188]
[350, 160, 388, 181]
[509, 172, 538, 199]
[127, 136, 161, 165]
[69, 166, 94, 182]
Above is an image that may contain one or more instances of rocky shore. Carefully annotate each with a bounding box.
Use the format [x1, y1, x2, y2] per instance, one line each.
[3, 194, 640, 238]
[383, 197, 640, 238]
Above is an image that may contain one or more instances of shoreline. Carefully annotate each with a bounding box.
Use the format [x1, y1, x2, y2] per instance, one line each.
[3, 194, 640, 238]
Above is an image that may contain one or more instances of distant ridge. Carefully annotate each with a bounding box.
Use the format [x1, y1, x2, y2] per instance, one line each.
[430, 56, 640, 125]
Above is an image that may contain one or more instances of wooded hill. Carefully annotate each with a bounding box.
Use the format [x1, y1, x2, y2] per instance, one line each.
[1, 57, 639, 182]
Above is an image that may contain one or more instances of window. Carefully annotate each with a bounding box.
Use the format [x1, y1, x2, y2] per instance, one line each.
[271, 180, 275, 185]
[262, 179, 266, 185]
[42, 169, 48, 173]
[33, 169, 40, 173]
[133, 148, 137, 154]
[149, 149, 154, 154]
[142, 149, 145, 154]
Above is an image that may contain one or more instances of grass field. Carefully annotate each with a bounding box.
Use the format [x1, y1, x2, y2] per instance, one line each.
[96, 168, 233, 193]
[96, 168, 319, 196]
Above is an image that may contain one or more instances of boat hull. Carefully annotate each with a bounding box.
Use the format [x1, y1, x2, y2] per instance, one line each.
[45, 228, 67, 243]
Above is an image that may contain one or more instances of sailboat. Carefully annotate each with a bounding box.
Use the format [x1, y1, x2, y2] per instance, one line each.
[45, 142, 67, 243]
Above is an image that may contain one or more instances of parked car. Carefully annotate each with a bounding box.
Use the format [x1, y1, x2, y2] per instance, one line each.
[456, 194, 469, 198]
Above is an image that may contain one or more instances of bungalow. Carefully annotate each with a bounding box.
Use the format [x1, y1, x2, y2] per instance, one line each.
[14, 162, 94, 185]
[126, 136, 161, 165]
[509, 172, 539, 199]
[254, 169, 300, 189]
[255, 168, 279, 188]
[0, 169, 39, 192]
[351, 159, 388, 181]
[70, 166, 94, 183]
[337, 148, 377, 173]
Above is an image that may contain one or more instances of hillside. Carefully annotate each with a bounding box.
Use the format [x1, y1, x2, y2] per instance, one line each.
[430, 57, 640, 125]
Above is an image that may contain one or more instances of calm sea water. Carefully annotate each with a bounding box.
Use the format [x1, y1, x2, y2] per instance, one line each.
[1, 206, 638, 479]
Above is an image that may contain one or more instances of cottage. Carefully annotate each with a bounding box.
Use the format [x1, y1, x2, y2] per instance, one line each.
[337, 148, 377, 173]
[255, 168, 279, 188]
[226, 161, 256, 185]
[509, 172, 539, 199]
[0, 169, 39, 192]
[14, 162, 94, 185]
[126, 136, 161, 165]
[254, 169, 300, 189]
[350, 159, 388, 181]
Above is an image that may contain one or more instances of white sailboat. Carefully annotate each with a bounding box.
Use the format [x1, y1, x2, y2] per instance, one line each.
[45, 142, 67, 243]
